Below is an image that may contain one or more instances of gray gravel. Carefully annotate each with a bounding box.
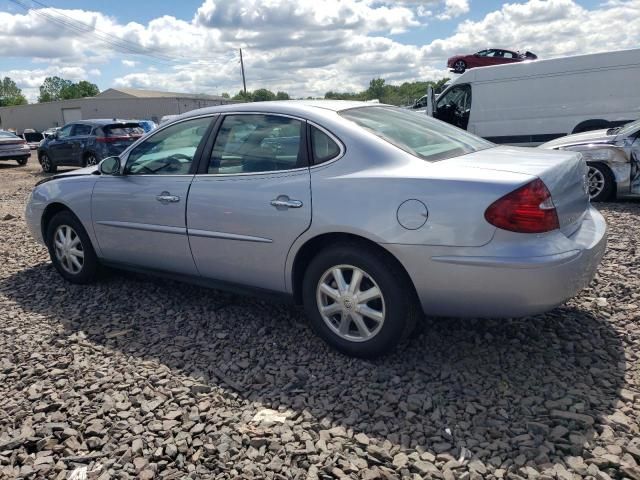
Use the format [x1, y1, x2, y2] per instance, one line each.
[1, 159, 639, 479]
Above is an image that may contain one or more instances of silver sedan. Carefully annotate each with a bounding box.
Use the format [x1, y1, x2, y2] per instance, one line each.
[540, 119, 640, 201]
[25, 101, 607, 357]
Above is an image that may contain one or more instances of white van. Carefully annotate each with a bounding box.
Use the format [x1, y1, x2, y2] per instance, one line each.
[425, 48, 640, 146]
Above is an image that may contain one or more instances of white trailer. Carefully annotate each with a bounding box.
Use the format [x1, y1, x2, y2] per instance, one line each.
[425, 48, 640, 146]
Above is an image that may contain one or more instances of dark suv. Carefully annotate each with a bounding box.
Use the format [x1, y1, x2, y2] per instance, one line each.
[38, 119, 144, 173]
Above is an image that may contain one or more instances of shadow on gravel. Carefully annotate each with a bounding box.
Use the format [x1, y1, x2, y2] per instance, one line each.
[1, 263, 626, 463]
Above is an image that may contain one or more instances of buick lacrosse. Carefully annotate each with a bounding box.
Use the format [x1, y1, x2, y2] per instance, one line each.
[25, 101, 607, 357]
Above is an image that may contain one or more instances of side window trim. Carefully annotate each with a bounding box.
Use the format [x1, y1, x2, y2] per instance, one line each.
[196, 112, 311, 176]
[121, 115, 217, 176]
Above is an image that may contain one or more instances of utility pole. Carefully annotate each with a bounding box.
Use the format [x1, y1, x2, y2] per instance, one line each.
[239, 48, 247, 96]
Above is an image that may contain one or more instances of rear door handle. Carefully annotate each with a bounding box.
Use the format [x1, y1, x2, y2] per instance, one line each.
[156, 191, 180, 203]
[271, 196, 303, 209]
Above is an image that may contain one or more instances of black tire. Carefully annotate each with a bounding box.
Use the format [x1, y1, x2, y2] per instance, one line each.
[16, 156, 29, 166]
[40, 153, 57, 173]
[84, 152, 99, 167]
[453, 60, 467, 73]
[587, 162, 615, 202]
[302, 243, 419, 358]
[46, 210, 99, 284]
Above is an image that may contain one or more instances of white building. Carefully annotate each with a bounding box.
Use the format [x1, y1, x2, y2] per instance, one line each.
[0, 87, 236, 132]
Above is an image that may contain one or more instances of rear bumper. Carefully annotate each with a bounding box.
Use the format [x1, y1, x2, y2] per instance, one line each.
[386, 206, 607, 318]
[0, 148, 30, 159]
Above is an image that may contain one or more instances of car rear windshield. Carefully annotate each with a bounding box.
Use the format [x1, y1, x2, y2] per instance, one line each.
[0, 131, 19, 139]
[339, 106, 493, 162]
[23, 132, 44, 142]
[105, 124, 144, 137]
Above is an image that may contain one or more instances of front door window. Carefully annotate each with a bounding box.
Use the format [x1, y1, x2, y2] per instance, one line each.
[125, 117, 212, 175]
[435, 84, 472, 130]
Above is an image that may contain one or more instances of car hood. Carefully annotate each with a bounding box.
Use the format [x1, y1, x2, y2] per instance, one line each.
[540, 129, 614, 149]
[55, 165, 99, 177]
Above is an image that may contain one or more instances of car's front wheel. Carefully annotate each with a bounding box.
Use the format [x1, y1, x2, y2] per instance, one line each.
[46, 211, 99, 284]
[453, 60, 467, 73]
[302, 243, 418, 358]
[84, 153, 99, 167]
[16, 156, 29, 166]
[40, 153, 57, 173]
[587, 162, 615, 202]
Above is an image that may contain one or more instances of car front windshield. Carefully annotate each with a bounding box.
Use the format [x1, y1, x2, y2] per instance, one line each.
[614, 119, 640, 137]
[340, 106, 493, 162]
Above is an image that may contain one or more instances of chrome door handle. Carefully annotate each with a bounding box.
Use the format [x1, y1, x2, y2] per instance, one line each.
[271, 197, 303, 209]
[156, 192, 180, 203]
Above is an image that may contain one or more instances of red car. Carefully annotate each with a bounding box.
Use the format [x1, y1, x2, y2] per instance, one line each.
[447, 49, 537, 73]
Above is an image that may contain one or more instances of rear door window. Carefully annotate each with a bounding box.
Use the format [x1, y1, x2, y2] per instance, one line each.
[73, 124, 92, 136]
[208, 114, 306, 174]
[105, 124, 144, 138]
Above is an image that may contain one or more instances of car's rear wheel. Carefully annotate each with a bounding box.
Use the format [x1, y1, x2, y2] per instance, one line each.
[302, 243, 418, 358]
[84, 153, 99, 167]
[587, 162, 615, 202]
[453, 60, 467, 73]
[16, 156, 28, 166]
[40, 153, 57, 173]
[46, 211, 99, 284]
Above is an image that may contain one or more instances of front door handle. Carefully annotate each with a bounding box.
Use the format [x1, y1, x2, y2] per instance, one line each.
[271, 196, 303, 209]
[156, 191, 180, 203]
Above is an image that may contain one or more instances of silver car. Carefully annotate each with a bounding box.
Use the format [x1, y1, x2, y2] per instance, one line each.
[540, 119, 640, 201]
[25, 101, 607, 357]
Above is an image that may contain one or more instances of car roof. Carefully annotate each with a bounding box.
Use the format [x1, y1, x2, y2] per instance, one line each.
[176, 100, 387, 122]
[69, 119, 141, 126]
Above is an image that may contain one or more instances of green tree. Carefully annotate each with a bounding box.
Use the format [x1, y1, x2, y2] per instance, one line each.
[251, 88, 276, 102]
[0, 77, 28, 106]
[38, 76, 99, 102]
[221, 92, 230, 99]
[366, 78, 386, 101]
[232, 90, 252, 102]
[324, 77, 451, 106]
[275, 91, 290, 100]
[38, 76, 73, 102]
[64, 80, 99, 99]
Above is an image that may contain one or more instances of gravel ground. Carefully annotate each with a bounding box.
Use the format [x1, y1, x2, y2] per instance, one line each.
[1, 157, 639, 480]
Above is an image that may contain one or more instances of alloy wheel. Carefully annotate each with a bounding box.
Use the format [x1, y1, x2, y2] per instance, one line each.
[86, 154, 98, 166]
[53, 225, 84, 275]
[41, 154, 50, 171]
[588, 166, 605, 199]
[454, 60, 466, 72]
[316, 264, 386, 342]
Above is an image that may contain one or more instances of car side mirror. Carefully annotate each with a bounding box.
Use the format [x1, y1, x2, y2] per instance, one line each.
[99, 156, 121, 175]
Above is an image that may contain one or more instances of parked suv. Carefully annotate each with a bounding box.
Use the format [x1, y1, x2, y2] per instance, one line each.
[37, 119, 144, 173]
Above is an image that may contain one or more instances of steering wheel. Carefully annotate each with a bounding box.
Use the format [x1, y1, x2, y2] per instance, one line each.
[167, 153, 192, 162]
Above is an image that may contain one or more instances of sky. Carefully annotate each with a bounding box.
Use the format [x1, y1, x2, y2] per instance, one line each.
[0, 0, 638, 102]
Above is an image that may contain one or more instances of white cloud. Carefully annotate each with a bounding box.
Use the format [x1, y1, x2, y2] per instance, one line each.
[436, 0, 470, 20]
[1, 0, 639, 102]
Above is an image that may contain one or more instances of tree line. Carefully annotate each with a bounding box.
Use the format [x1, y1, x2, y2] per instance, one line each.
[0, 75, 100, 106]
[1, 75, 449, 107]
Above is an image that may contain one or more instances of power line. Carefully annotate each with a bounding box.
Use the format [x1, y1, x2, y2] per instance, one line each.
[8, 0, 236, 65]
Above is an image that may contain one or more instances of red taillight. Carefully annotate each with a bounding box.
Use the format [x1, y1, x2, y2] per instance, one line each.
[96, 135, 141, 143]
[484, 178, 559, 233]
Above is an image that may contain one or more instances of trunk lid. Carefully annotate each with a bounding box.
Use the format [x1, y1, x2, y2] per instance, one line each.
[445, 146, 589, 235]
